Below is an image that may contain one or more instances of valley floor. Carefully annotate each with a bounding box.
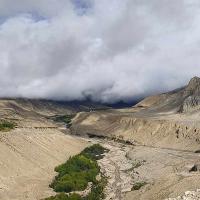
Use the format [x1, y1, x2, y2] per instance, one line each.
[1, 125, 200, 200]
[81, 137, 200, 200]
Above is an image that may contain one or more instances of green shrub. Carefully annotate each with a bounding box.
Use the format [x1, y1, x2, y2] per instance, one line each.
[85, 176, 107, 200]
[81, 144, 109, 160]
[44, 193, 82, 200]
[50, 144, 108, 194]
[51, 155, 99, 192]
[0, 120, 16, 132]
[55, 155, 99, 177]
[53, 115, 74, 128]
[44, 144, 109, 200]
[131, 182, 147, 190]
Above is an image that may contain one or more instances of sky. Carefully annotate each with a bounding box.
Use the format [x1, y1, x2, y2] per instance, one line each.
[0, 0, 200, 103]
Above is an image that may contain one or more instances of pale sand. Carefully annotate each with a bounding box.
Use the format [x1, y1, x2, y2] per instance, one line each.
[0, 128, 88, 200]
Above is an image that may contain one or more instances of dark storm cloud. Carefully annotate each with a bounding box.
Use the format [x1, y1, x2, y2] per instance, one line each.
[0, 0, 200, 102]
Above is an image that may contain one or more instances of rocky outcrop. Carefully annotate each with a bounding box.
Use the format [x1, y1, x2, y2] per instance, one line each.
[189, 163, 200, 172]
[181, 96, 200, 112]
[180, 77, 200, 112]
[184, 76, 200, 96]
[136, 76, 200, 113]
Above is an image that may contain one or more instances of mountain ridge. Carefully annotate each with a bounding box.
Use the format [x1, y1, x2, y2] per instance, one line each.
[136, 76, 200, 113]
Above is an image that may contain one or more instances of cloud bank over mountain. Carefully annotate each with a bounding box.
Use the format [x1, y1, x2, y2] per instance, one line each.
[0, 0, 200, 102]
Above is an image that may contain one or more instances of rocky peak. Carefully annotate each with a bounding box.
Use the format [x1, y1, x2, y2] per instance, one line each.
[188, 76, 200, 87]
[180, 77, 200, 112]
[184, 76, 200, 96]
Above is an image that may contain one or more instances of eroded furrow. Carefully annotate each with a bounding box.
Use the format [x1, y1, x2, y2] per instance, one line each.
[97, 141, 134, 200]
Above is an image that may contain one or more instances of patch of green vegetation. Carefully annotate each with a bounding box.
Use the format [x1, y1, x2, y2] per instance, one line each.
[132, 161, 142, 169]
[44, 176, 107, 200]
[44, 193, 82, 200]
[44, 175, 107, 200]
[53, 115, 74, 128]
[81, 144, 109, 160]
[44, 144, 109, 200]
[0, 120, 17, 132]
[86, 175, 107, 200]
[131, 182, 147, 191]
[50, 154, 100, 193]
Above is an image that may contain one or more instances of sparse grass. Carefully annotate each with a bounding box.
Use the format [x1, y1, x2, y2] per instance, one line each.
[131, 182, 147, 191]
[44, 144, 109, 200]
[0, 120, 17, 132]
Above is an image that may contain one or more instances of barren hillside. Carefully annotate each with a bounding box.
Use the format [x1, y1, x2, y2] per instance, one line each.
[0, 100, 90, 200]
[69, 77, 200, 200]
[71, 77, 200, 151]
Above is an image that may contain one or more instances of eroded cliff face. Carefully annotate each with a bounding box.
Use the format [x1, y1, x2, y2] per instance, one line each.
[71, 110, 200, 151]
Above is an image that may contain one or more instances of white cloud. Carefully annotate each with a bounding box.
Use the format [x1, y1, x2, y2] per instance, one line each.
[0, 0, 200, 102]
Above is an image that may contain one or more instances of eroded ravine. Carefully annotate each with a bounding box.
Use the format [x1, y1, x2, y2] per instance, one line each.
[87, 139, 135, 200]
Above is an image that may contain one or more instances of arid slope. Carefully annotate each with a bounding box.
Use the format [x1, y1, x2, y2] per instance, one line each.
[71, 77, 200, 151]
[0, 126, 88, 200]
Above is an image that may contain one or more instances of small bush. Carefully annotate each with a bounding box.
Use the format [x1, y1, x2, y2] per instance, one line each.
[50, 144, 108, 194]
[85, 176, 107, 200]
[81, 144, 109, 160]
[51, 155, 99, 192]
[53, 115, 74, 128]
[132, 159, 146, 169]
[131, 182, 147, 191]
[44, 144, 109, 200]
[0, 120, 16, 132]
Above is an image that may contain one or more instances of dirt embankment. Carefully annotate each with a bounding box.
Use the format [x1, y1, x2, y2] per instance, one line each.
[71, 111, 200, 151]
[0, 127, 88, 200]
